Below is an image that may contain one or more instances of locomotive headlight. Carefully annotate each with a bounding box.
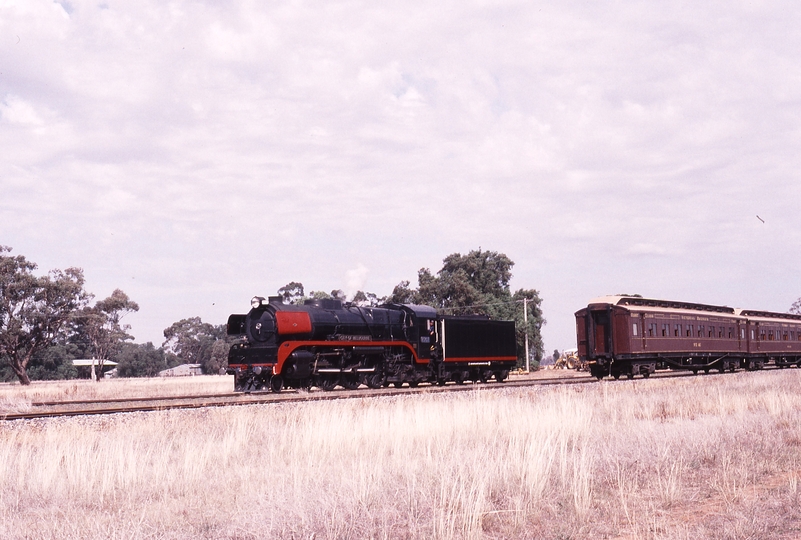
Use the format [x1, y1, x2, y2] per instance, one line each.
[251, 296, 265, 309]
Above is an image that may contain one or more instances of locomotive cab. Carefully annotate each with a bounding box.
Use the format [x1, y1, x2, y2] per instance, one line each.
[384, 303, 439, 361]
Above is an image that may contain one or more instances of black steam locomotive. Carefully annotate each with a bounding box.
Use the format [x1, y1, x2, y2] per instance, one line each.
[226, 296, 517, 392]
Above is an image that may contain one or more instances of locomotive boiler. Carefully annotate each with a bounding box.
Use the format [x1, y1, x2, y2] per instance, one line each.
[226, 296, 517, 392]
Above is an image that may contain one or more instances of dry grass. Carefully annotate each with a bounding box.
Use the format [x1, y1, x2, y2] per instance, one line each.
[2, 370, 801, 539]
[0, 376, 231, 413]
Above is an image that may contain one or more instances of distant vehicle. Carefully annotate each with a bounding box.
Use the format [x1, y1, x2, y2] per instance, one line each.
[576, 296, 801, 380]
[226, 296, 517, 392]
[553, 348, 580, 370]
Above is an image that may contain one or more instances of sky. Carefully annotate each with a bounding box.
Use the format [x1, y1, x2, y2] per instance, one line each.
[2, 0, 801, 356]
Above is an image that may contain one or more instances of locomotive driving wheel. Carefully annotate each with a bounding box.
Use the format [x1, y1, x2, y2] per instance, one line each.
[341, 374, 360, 390]
[319, 375, 339, 391]
[364, 372, 384, 389]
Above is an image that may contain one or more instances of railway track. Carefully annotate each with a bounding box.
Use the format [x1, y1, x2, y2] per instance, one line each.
[1, 369, 703, 421]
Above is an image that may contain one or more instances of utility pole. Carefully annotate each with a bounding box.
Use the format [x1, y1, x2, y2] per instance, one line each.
[524, 297, 530, 372]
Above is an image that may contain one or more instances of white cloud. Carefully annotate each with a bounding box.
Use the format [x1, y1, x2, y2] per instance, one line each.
[1, 0, 800, 352]
[0, 95, 45, 126]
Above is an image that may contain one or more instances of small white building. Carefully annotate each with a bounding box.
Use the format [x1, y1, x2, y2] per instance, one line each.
[159, 364, 203, 377]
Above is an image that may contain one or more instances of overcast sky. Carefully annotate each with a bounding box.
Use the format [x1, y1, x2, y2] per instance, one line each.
[2, 0, 800, 355]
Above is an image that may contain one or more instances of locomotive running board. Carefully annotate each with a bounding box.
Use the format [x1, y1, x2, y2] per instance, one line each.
[316, 368, 377, 373]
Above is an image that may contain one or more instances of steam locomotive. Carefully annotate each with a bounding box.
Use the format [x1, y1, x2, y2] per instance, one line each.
[576, 295, 801, 380]
[226, 296, 517, 392]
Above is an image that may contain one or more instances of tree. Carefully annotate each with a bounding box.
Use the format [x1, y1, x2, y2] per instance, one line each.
[162, 317, 229, 374]
[512, 288, 545, 367]
[390, 249, 545, 366]
[25, 343, 81, 381]
[278, 282, 305, 305]
[791, 298, 801, 315]
[385, 280, 416, 304]
[116, 342, 167, 377]
[0, 247, 88, 385]
[330, 289, 346, 301]
[74, 289, 139, 380]
[352, 290, 383, 307]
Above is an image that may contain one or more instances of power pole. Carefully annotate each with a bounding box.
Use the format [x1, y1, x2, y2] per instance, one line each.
[524, 297, 530, 372]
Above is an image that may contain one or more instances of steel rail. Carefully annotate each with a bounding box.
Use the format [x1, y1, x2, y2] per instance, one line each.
[29, 392, 242, 407]
[25, 374, 591, 408]
[0, 368, 713, 421]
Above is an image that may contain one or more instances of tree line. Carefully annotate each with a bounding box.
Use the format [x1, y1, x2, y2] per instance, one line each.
[12, 243, 801, 385]
[0, 246, 230, 384]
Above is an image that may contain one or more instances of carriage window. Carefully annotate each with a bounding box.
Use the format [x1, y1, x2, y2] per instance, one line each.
[741, 328, 746, 339]
[751, 329, 756, 340]
[728, 327, 733, 339]
[648, 324, 656, 337]
[632, 323, 638, 336]
[718, 327, 724, 338]
[686, 325, 693, 337]
[783, 332, 789, 341]
[708, 326, 715, 338]
[674, 324, 680, 337]
[768, 330, 774, 341]
[698, 325, 704, 337]
[662, 324, 668, 337]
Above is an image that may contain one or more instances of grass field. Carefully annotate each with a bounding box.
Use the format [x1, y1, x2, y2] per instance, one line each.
[2, 370, 801, 539]
[0, 375, 232, 411]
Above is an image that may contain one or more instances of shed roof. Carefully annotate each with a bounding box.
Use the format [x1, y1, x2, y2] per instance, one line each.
[72, 359, 118, 366]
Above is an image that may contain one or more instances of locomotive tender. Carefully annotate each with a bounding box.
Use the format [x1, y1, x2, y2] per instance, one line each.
[226, 296, 517, 392]
[576, 296, 801, 380]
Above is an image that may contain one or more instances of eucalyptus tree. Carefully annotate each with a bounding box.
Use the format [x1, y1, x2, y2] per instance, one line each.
[74, 289, 139, 380]
[163, 317, 229, 374]
[0, 247, 88, 385]
[387, 248, 545, 366]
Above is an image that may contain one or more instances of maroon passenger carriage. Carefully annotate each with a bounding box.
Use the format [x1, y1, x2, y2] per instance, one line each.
[576, 296, 801, 380]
